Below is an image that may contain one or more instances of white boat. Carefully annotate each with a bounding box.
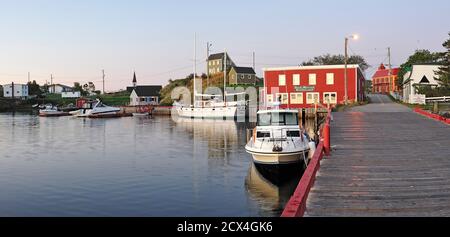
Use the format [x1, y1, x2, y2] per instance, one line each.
[173, 39, 246, 119]
[245, 109, 315, 166]
[174, 95, 246, 119]
[39, 104, 70, 117]
[132, 112, 151, 117]
[71, 99, 121, 118]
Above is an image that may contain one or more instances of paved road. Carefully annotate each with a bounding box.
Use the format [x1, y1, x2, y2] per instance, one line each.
[305, 94, 450, 216]
[349, 94, 411, 113]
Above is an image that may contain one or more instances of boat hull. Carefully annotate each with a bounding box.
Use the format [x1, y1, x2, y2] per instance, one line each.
[175, 106, 244, 119]
[246, 148, 309, 165]
[39, 112, 70, 117]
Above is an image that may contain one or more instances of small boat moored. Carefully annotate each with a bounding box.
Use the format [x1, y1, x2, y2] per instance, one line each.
[39, 104, 70, 117]
[245, 109, 315, 167]
[71, 99, 122, 118]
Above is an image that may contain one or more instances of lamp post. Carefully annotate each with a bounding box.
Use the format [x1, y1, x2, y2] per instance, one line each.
[344, 34, 359, 105]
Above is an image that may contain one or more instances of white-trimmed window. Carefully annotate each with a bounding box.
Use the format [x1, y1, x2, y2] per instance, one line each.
[278, 75, 286, 86]
[276, 93, 289, 104]
[326, 73, 334, 85]
[323, 92, 337, 104]
[306, 92, 320, 104]
[267, 94, 274, 104]
[293, 74, 300, 86]
[241, 74, 244, 79]
[308, 74, 316, 85]
[290, 93, 303, 104]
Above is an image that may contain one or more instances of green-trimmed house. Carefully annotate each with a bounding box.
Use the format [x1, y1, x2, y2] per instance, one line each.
[228, 66, 257, 85]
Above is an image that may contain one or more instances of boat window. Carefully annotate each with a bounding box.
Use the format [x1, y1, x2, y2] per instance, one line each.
[257, 113, 271, 126]
[257, 131, 270, 138]
[287, 131, 300, 137]
[257, 112, 299, 126]
[285, 113, 298, 125]
[271, 113, 285, 125]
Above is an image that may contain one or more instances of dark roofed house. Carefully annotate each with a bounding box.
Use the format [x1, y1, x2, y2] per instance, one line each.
[129, 85, 162, 106]
[207, 52, 236, 75]
[228, 66, 257, 85]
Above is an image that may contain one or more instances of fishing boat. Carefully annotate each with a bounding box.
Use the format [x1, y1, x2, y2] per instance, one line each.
[245, 109, 315, 167]
[71, 99, 121, 118]
[39, 104, 70, 117]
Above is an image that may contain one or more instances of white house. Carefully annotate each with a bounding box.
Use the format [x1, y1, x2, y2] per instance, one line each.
[402, 64, 441, 104]
[128, 86, 162, 106]
[2, 83, 29, 98]
[49, 84, 74, 94]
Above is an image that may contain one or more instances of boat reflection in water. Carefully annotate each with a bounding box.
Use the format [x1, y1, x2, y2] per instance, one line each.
[245, 163, 303, 215]
[173, 117, 241, 159]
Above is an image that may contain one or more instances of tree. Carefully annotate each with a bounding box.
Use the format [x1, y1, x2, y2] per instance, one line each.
[27, 80, 42, 96]
[435, 32, 450, 90]
[397, 49, 441, 87]
[302, 54, 369, 72]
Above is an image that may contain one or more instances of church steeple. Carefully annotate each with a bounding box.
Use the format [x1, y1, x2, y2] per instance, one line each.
[132, 72, 137, 87]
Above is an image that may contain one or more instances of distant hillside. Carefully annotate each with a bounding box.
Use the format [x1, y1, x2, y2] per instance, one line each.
[159, 74, 262, 106]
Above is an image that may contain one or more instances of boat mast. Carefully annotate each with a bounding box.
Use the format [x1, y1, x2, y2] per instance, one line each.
[193, 33, 197, 107]
[224, 50, 227, 106]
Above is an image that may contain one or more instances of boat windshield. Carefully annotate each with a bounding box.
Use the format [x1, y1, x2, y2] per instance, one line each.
[257, 112, 298, 126]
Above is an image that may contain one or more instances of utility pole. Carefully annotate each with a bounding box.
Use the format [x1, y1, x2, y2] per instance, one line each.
[344, 37, 349, 105]
[50, 74, 53, 93]
[28, 72, 30, 83]
[102, 69, 105, 94]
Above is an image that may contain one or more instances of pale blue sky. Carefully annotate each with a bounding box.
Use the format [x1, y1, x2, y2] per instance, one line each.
[0, 0, 449, 91]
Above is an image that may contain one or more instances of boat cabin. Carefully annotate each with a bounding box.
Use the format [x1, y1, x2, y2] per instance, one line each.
[257, 110, 299, 127]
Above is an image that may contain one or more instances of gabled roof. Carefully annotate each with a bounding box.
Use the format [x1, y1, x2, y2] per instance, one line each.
[208, 53, 225, 61]
[232, 66, 256, 74]
[51, 84, 73, 89]
[129, 85, 162, 97]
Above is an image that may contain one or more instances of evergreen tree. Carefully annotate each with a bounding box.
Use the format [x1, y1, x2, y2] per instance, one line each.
[435, 32, 450, 90]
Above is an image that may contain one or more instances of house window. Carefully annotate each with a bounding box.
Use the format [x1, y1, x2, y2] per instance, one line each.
[290, 93, 303, 104]
[241, 75, 244, 79]
[306, 92, 320, 104]
[293, 74, 300, 86]
[267, 94, 274, 104]
[248, 75, 251, 79]
[6, 91, 9, 94]
[276, 93, 289, 104]
[279, 75, 286, 86]
[323, 92, 337, 104]
[308, 74, 316, 85]
[326, 73, 334, 85]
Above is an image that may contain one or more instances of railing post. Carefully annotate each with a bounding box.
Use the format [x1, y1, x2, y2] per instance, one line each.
[323, 123, 330, 156]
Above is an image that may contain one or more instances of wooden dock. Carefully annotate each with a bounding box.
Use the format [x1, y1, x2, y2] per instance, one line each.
[305, 94, 450, 217]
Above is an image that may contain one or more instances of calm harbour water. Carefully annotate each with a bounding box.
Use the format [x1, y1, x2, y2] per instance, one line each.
[0, 113, 314, 217]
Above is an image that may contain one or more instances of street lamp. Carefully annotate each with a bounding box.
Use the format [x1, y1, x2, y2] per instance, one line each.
[344, 34, 359, 105]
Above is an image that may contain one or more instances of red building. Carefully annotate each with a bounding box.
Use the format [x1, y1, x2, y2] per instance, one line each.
[263, 65, 366, 109]
[372, 64, 400, 94]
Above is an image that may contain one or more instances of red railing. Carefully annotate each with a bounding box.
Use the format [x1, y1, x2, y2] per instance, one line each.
[281, 109, 332, 217]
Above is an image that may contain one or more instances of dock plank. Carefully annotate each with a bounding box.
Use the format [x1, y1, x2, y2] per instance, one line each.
[305, 95, 450, 217]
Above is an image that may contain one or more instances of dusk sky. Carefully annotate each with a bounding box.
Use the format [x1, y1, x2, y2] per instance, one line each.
[0, 0, 449, 91]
